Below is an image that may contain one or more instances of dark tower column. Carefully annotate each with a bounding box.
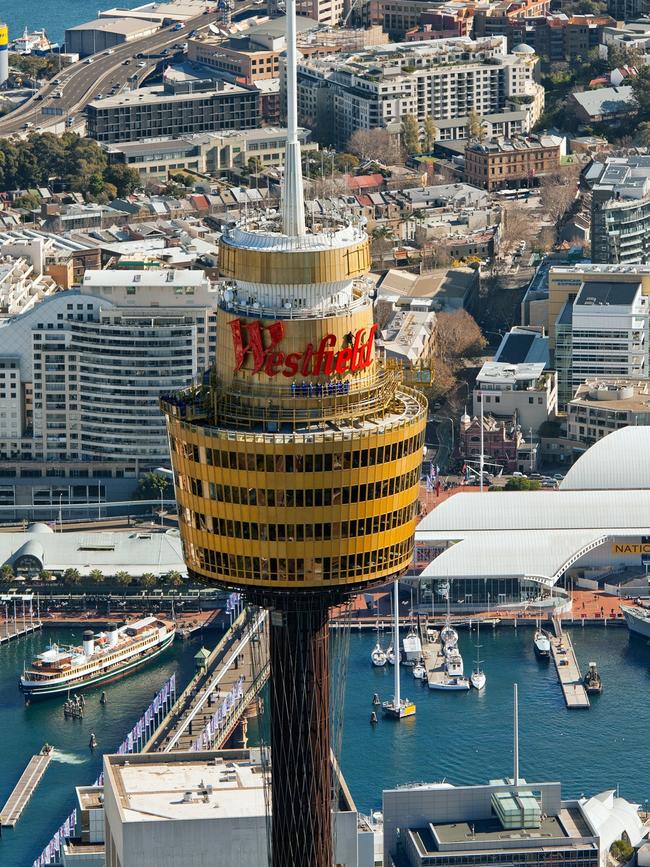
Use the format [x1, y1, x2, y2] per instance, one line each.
[269, 595, 332, 867]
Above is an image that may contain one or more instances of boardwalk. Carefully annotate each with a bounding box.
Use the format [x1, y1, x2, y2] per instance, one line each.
[145, 608, 269, 754]
[0, 622, 41, 645]
[550, 617, 590, 709]
[0, 749, 53, 826]
[422, 630, 447, 688]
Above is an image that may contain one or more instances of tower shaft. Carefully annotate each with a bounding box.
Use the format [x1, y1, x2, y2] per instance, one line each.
[270, 597, 331, 867]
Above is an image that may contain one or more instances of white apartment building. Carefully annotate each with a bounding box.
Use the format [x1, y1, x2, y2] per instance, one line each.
[294, 36, 544, 147]
[555, 279, 650, 408]
[0, 254, 58, 318]
[473, 361, 558, 433]
[0, 270, 218, 512]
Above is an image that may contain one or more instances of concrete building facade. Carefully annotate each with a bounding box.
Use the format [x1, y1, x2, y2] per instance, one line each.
[0, 270, 218, 510]
[474, 360, 557, 432]
[567, 378, 650, 448]
[294, 36, 544, 148]
[87, 79, 259, 144]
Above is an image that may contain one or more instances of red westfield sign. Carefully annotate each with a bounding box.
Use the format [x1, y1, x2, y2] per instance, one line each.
[229, 318, 377, 378]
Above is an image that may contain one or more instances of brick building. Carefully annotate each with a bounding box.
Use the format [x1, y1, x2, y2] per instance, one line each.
[464, 134, 561, 191]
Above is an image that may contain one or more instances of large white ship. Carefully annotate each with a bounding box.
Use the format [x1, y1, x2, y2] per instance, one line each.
[621, 604, 650, 640]
[11, 28, 59, 55]
[20, 616, 176, 700]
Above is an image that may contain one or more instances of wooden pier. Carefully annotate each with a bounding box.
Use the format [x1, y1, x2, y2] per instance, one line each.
[0, 622, 41, 646]
[422, 630, 447, 688]
[550, 617, 590, 709]
[0, 748, 53, 826]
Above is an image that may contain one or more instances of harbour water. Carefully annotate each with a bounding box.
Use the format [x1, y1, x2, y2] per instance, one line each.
[2, 0, 147, 48]
[2, 623, 650, 865]
[0, 627, 204, 867]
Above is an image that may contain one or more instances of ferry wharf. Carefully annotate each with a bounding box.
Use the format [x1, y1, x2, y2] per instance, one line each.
[550, 616, 590, 709]
[0, 594, 41, 645]
[0, 746, 53, 827]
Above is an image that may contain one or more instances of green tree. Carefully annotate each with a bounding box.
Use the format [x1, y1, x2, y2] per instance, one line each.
[139, 572, 157, 589]
[166, 570, 183, 588]
[103, 164, 140, 197]
[38, 569, 52, 582]
[401, 113, 421, 154]
[115, 570, 132, 588]
[503, 478, 541, 491]
[370, 224, 394, 266]
[631, 66, 650, 118]
[0, 564, 14, 583]
[89, 569, 104, 584]
[135, 471, 172, 500]
[88, 171, 105, 197]
[63, 567, 81, 585]
[467, 109, 485, 142]
[422, 116, 437, 153]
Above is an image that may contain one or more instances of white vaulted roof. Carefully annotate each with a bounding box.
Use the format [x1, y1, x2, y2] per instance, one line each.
[560, 426, 650, 491]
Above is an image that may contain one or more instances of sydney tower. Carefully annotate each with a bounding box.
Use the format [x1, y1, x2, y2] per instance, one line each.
[161, 4, 427, 862]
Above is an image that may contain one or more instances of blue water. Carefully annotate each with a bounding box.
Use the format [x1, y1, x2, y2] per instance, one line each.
[0, 627, 205, 867]
[2, 624, 650, 866]
[3, 0, 148, 47]
[340, 625, 650, 815]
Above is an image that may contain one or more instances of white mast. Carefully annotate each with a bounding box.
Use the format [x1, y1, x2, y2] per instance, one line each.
[281, 0, 306, 237]
[513, 682, 519, 785]
[394, 579, 400, 708]
[478, 391, 484, 493]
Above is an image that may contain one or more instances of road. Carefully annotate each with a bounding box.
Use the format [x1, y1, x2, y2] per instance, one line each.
[0, 5, 255, 136]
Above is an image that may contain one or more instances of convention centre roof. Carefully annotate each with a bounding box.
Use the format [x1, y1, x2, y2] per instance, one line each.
[0, 525, 185, 577]
[415, 427, 650, 586]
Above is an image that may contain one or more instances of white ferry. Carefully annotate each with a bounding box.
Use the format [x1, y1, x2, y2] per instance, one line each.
[19, 617, 176, 700]
[11, 28, 59, 55]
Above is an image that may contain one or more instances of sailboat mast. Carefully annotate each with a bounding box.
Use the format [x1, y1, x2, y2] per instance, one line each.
[394, 579, 400, 708]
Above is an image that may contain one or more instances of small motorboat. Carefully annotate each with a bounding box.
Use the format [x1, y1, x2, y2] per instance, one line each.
[440, 624, 458, 646]
[89, 733, 97, 750]
[413, 663, 427, 680]
[584, 661, 603, 694]
[428, 676, 470, 691]
[371, 642, 387, 667]
[534, 627, 551, 659]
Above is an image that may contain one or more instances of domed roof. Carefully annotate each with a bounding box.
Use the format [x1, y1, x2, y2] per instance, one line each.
[27, 522, 55, 534]
[512, 43, 535, 53]
[561, 427, 650, 491]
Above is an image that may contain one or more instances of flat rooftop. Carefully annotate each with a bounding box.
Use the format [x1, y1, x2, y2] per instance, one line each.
[433, 814, 568, 845]
[89, 81, 247, 109]
[66, 17, 157, 35]
[576, 279, 640, 306]
[113, 755, 267, 822]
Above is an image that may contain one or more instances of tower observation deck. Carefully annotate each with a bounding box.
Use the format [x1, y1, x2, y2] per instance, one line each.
[160, 2, 427, 862]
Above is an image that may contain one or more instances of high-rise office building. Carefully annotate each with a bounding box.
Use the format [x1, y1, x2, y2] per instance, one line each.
[161, 2, 427, 864]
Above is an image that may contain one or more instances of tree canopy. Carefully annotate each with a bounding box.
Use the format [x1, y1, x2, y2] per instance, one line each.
[0, 132, 140, 198]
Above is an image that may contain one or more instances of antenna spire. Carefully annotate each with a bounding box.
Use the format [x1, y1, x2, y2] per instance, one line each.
[513, 682, 519, 786]
[281, 0, 306, 236]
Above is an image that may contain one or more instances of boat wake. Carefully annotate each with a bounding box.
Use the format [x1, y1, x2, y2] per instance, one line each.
[51, 751, 88, 765]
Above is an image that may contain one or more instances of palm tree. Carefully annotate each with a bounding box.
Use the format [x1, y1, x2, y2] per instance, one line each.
[166, 570, 183, 589]
[63, 568, 81, 586]
[139, 572, 156, 589]
[38, 569, 52, 583]
[89, 569, 104, 584]
[0, 564, 14, 583]
[115, 571, 132, 588]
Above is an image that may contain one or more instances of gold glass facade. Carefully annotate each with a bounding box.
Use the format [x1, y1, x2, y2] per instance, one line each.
[161, 226, 427, 597]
